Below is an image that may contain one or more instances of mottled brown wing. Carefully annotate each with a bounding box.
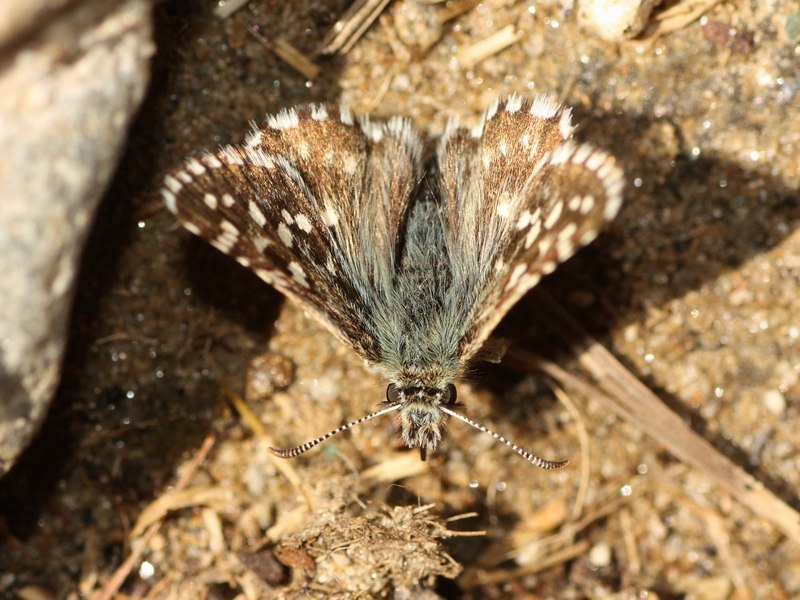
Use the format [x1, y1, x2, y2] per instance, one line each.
[437, 95, 625, 361]
[162, 104, 425, 363]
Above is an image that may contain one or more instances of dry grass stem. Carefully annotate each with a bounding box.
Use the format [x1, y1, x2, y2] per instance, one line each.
[222, 385, 314, 512]
[510, 289, 800, 543]
[439, 0, 481, 23]
[247, 27, 320, 80]
[318, 0, 393, 55]
[457, 25, 523, 68]
[95, 432, 217, 600]
[361, 453, 431, 482]
[551, 385, 591, 520]
[643, 0, 725, 39]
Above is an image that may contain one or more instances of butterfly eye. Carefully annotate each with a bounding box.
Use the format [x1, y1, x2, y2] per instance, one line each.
[386, 383, 400, 404]
[442, 383, 457, 405]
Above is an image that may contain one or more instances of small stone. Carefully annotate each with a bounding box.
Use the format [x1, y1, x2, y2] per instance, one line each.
[588, 542, 613, 567]
[578, 0, 660, 41]
[763, 389, 786, 415]
[245, 352, 296, 401]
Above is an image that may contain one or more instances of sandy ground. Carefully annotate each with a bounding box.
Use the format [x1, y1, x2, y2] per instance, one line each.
[1, 0, 798, 598]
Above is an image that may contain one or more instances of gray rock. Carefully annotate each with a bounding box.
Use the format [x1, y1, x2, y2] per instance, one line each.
[0, 0, 154, 477]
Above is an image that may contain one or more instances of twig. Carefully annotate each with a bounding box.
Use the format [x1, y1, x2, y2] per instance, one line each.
[640, 0, 724, 41]
[318, 0, 393, 55]
[439, 0, 481, 24]
[222, 384, 314, 513]
[249, 26, 320, 80]
[95, 432, 217, 600]
[551, 385, 591, 520]
[618, 508, 641, 575]
[457, 25, 523, 68]
[462, 540, 590, 587]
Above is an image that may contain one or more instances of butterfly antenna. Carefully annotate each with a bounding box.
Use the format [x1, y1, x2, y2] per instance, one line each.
[268, 404, 401, 458]
[440, 406, 569, 470]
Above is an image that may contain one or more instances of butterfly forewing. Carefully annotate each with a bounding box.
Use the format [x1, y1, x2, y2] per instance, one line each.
[437, 96, 624, 360]
[162, 104, 425, 363]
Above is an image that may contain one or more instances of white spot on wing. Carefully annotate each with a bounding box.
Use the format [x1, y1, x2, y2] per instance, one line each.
[288, 261, 309, 287]
[529, 95, 560, 119]
[267, 108, 300, 130]
[203, 193, 218, 209]
[604, 194, 623, 220]
[505, 95, 523, 113]
[187, 158, 206, 175]
[580, 230, 598, 245]
[506, 263, 527, 290]
[249, 201, 267, 227]
[550, 141, 577, 165]
[524, 218, 542, 249]
[586, 150, 607, 171]
[359, 118, 382, 142]
[322, 204, 339, 227]
[484, 98, 500, 122]
[245, 128, 263, 147]
[215, 220, 239, 252]
[544, 201, 564, 229]
[573, 144, 593, 165]
[222, 193, 235, 207]
[204, 154, 223, 169]
[556, 222, 578, 259]
[252, 235, 269, 252]
[597, 160, 616, 179]
[183, 222, 201, 235]
[277, 223, 293, 248]
[537, 238, 552, 256]
[164, 175, 182, 194]
[243, 146, 276, 169]
[295, 213, 312, 233]
[162, 190, 176, 213]
[255, 268, 273, 281]
[220, 220, 238, 235]
[339, 105, 354, 126]
[558, 108, 575, 138]
[518, 272, 542, 290]
[220, 147, 244, 166]
[311, 104, 329, 121]
[439, 117, 461, 147]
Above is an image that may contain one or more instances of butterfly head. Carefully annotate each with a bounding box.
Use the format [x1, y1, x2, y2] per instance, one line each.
[268, 378, 568, 469]
[386, 382, 458, 461]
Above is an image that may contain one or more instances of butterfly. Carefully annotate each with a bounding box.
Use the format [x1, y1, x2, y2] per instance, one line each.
[161, 95, 624, 467]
